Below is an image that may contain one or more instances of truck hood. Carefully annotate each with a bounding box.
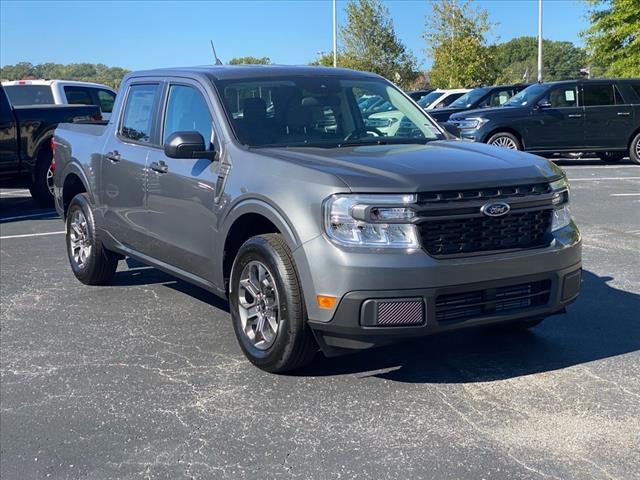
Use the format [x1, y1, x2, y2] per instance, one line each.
[257, 140, 563, 193]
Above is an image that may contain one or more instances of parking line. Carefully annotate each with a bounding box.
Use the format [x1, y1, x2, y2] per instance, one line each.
[0, 231, 66, 240]
[0, 212, 59, 222]
[610, 193, 640, 197]
[570, 177, 640, 181]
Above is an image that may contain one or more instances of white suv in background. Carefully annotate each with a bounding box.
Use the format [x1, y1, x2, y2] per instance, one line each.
[1, 79, 116, 120]
[417, 88, 470, 110]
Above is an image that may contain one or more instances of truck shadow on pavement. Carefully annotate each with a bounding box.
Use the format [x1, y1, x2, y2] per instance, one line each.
[112, 261, 640, 383]
[301, 269, 640, 382]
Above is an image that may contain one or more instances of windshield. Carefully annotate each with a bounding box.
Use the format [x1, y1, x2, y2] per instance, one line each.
[504, 84, 547, 106]
[215, 75, 443, 148]
[4, 85, 55, 106]
[417, 91, 443, 108]
[448, 88, 490, 108]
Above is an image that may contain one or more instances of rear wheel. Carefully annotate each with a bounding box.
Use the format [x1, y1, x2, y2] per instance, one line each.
[66, 193, 119, 285]
[601, 151, 625, 164]
[29, 149, 55, 207]
[230, 233, 317, 373]
[487, 132, 522, 151]
[630, 132, 640, 165]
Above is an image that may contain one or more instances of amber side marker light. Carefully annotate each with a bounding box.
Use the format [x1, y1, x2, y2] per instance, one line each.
[316, 295, 337, 310]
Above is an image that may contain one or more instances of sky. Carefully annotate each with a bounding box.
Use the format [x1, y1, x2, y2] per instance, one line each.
[0, 0, 590, 70]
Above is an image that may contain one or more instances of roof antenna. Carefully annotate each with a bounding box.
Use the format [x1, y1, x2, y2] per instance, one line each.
[210, 40, 223, 65]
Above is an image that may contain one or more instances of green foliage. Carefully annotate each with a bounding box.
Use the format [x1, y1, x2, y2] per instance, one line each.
[582, 0, 640, 77]
[227, 56, 272, 65]
[493, 37, 588, 83]
[336, 0, 419, 88]
[0, 62, 129, 89]
[424, 0, 497, 88]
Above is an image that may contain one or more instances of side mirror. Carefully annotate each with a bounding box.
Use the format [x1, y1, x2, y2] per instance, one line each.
[537, 101, 552, 109]
[440, 122, 460, 139]
[164, 131, 216, 160]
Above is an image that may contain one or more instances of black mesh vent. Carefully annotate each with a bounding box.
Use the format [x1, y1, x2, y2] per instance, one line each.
[435, 280, 551, 324]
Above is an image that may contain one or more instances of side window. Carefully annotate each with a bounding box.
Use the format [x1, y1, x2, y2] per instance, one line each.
[436, 92, 465, 108]
[544, 87, 577, 108]
[64, 86, 93, 105]
[120, 84, 159, 143]
[583, 84, 615, 106]
[163, 85, 213, 148]
[96, 89, 116, 113]
[479, 89, 512, 108]
[631, 83, 640, 102]
[613, 86, 625, 105]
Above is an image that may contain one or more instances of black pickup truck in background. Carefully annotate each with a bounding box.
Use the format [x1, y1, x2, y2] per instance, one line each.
[0, 84, 101, 206]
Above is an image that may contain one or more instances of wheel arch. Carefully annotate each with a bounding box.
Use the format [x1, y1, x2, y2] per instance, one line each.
[219, 199, 301, 293]
[60, 163, 95, 218]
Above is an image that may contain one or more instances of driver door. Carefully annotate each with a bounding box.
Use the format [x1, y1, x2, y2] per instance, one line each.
[144, 81, 223, 281]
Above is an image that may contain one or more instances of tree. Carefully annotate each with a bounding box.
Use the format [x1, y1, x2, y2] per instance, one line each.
[337, 0, 419, 88]
[493, 37, 588, 83]
[0, 62, 129, 88]
[228, 56, 271, 65]
[582, 0, 640, 77]
[423, 0, 497, 88]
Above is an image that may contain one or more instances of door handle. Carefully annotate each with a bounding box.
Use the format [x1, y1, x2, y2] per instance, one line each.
[150, 160, 169, 174]
[105, 151, 121, 163]
[567, 114, 582, 118]
[617, 112, 630, 116]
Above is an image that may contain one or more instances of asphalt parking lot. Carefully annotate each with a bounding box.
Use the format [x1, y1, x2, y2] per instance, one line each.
[1, 159, 639, 480]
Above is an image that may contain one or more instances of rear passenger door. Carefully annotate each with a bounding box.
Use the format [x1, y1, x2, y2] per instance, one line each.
[100, 82, 161, 253]
[144, 80, 222, 281]
[581, 83, 634, 150]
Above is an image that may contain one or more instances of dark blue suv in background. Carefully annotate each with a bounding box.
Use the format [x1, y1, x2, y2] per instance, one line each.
[448, 79, 640, 164]
[428, 84, 529, 123]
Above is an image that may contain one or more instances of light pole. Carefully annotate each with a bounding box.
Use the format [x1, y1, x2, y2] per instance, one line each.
[537, 0, 543, 82]
[333, 0, 338, 67]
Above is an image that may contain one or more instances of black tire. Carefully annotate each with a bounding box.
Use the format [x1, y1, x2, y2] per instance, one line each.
[229, 233, 317, 373]
[601, 151, 625, 164]
[630, 132, 640, 165]
[486, 132, 522, 151]
[29, 148, 55, 207]
[66, 193, 119, 285]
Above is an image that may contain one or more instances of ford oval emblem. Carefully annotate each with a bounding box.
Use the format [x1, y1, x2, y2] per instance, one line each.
[481, 202, 511, 217]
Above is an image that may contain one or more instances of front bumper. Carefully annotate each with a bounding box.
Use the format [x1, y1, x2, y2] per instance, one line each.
[293, 223, 581, 355]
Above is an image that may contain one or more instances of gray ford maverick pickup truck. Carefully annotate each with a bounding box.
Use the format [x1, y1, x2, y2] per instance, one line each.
[53, 66, 581, 372]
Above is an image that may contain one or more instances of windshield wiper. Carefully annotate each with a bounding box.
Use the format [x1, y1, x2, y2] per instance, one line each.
[337, 138, 431, 148]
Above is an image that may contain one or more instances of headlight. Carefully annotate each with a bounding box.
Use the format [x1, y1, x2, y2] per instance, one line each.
[324, 194, 420, 249]
[549, 177, 572, 231]
[452, 117, 489, 130]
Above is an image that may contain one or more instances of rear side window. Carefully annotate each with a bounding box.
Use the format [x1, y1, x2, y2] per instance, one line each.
[582, 84, 615, 106]
[120, 84, 159, 143]
[435, 92, 465, 108]
[97, 89, 115, 113]
[4, 85, 54, 106]
[631, 83, 640, 101]
[64, 86, 93, 105]
[163, 85, 213, 147]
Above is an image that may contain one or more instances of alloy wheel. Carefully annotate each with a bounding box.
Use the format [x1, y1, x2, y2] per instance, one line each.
[46, 164, 55, 196]
[237, 260, 281, 350]
[491, 136, 518, 149]
[69, 209, 92, 269]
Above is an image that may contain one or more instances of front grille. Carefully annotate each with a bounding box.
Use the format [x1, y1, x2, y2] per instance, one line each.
[435, 280, 551, 324]
[418, 184, 551, 203]
[419, 209, 553, 256]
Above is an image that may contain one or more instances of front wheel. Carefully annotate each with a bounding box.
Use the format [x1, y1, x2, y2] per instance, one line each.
[487, 132, 522, 151]
[630, 132, 640, 165]
[66, 193, 119, 285]
[230, 234, 317, 373]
